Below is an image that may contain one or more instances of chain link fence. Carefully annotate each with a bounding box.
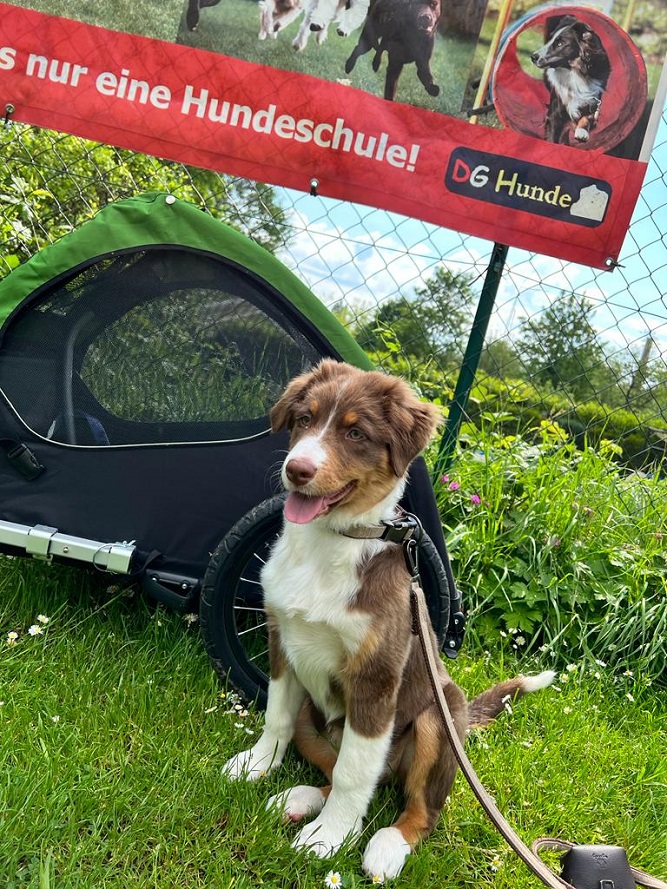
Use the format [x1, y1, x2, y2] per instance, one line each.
[2, 113, 666, 478]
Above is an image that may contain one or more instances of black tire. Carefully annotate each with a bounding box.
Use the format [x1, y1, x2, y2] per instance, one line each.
[200, 495, 450, 708]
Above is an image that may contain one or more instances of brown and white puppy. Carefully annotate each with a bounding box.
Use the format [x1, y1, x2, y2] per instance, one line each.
[223, 360, 553, 880]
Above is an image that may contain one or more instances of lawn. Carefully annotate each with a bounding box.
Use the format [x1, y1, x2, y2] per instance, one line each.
[1, 554, 665, 888]
[7, 0, 185, 42]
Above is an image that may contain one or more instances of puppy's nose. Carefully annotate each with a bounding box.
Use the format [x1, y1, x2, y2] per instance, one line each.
[285, 457, 317, 486]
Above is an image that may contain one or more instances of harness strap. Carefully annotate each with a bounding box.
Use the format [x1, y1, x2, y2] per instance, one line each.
[337, 512, 423, 543]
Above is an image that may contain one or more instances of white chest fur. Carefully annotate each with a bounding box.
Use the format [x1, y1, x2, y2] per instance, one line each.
[261, 522, 383, 719]
[547, 68, 602, 117]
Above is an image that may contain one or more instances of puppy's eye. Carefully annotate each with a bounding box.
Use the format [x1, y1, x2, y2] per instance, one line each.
[296, 414, 312, 429]
[346, 427, 366, 441]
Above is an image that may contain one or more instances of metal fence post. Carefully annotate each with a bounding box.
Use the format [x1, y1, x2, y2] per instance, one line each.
[432, 242, 509, 481]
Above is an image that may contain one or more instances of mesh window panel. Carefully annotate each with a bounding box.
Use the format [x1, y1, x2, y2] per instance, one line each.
[0, 247, 321, 446]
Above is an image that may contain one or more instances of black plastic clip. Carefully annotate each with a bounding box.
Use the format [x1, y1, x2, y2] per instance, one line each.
[443, 610, 466, 659]
[5, 442, 45, 480]
[309, 178, 319, 196]
[3, 103, 15, 127]
[381, 513, 422, 545]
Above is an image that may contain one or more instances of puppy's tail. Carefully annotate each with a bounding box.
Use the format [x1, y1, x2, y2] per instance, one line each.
[468, 670, 555, 729]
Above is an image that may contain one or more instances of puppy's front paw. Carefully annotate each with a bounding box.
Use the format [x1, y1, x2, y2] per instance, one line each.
[362, 826, 411, 881]
[222, 747, 276, 781]
[293, 812, 362, 858]
[268, 785, 327, 823]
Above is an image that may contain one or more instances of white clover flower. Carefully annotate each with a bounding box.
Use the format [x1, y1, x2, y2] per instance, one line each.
[37, 614, 50, 625]
[325, 871, 343, 888]
[6, 631, 18, 646]
[28, 624, 43, 636]
[51, 715, 60, 723]
[563, 706, 572, 714]
[183, 613, 198, 625]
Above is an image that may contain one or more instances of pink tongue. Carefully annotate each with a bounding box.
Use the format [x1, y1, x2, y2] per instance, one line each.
[284, 492, 327, 524]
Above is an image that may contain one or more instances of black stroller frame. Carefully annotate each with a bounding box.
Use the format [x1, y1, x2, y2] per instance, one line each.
[0, 192, 463, 705]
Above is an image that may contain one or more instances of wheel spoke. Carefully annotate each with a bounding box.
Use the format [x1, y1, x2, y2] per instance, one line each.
[249, 648, 269, 664]
[237, 621, 268, 637]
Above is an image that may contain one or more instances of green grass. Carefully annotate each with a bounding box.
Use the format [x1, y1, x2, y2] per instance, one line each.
[8, 0, 185, 42]
[1, 556, 665, 888]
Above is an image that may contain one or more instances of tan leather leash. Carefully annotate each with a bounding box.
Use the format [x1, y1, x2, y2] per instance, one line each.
[409, 581, 667, 889]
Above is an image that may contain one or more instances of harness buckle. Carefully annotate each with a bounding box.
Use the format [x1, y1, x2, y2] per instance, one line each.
[380, 512, 423, 545]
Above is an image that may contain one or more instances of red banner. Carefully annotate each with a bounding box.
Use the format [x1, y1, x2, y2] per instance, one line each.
[0, 2, 664, 268]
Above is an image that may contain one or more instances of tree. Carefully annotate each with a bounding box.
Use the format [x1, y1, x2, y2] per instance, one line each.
[354, 266, 477, 369]
[477, 337, 523, 380]
[0, 124, 289, 277]
[515, 292, 610, 401]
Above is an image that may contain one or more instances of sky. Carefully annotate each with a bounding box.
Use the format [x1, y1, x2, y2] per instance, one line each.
[274, 106, 667, 368]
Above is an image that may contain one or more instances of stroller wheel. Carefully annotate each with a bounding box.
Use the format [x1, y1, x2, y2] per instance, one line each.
[200, 495, 450, 709]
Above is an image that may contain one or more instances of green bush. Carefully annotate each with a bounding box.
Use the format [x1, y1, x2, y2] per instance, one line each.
[434, 422, 667, 683]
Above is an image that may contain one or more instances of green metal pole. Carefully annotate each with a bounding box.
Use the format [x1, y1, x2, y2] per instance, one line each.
[432, 242, 509, 481]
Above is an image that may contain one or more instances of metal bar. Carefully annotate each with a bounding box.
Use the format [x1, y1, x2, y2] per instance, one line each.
[0, 519, 136, 573]
[432, 243, 509, 481]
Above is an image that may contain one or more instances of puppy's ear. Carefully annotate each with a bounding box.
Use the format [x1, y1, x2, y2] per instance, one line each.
[384, 383, 442, 477]
[270, 372, 311, 433]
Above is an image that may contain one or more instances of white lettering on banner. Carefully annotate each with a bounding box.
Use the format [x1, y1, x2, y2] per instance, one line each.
[95, 69, 171, 109]
[179, 85, 421, 172]
[26, 53, 88, 86]
[7, 48, 420, 173]
[0, 46, 17, 71]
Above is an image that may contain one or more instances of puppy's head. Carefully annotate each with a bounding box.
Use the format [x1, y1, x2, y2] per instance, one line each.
[271, 359, 441, 525]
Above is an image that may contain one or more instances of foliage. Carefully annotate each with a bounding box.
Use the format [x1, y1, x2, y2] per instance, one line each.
[353, 267, 478, 368]
[0, 124, 289, 277]
[458, 373, 667, 468]
[515, 293, 609, 402]
[435, 419, 667, 681]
